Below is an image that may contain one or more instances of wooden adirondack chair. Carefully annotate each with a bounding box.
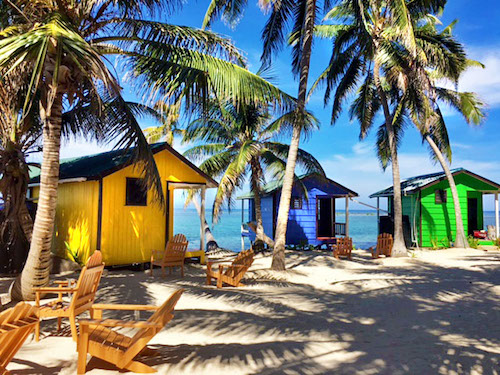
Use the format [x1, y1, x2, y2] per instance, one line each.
[151, 234, 189, 277]
[77, 289, 184, 374]
[369, 233, 394, 258]
[34, 250, 104, 342]
[332, 237, 353, 260]
[206, 249, 254, 288]
[0, 302, 39, 375]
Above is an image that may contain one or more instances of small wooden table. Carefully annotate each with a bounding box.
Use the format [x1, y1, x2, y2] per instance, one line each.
[185, 249, 206, 264]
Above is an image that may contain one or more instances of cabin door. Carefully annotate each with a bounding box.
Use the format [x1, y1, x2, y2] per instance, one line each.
[467, 197, 478, 235]
[317, 197, 335, 238]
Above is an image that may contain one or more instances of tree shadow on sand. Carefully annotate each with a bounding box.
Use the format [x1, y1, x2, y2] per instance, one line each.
[11, 251, 500, 374]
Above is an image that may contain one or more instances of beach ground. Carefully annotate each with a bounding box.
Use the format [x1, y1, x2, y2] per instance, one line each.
[2, 248, 499, 375]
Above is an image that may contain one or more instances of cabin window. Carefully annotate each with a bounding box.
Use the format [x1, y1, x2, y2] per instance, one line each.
[435, 189, 447, 204]
[291, 197, 303, 209]
[125, 178, 147, 206]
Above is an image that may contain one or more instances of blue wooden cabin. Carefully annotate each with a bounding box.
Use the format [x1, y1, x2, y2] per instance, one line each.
[237, 173, 358, 248]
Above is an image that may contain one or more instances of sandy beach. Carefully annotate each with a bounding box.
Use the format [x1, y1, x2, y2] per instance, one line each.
[2, 248, 499, 375]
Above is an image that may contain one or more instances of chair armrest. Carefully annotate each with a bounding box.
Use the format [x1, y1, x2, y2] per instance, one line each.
[91, 304, 159, 312]
[207, 259, 235, 265]
[217, 264, 248, 270]
[79, 319, 163, 329]
[34, 287, 78, 294]
[53, 280, 76, 286]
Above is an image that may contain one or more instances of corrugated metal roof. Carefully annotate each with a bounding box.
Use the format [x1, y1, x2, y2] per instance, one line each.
[369, 168, 500, 198]
[237, 172, 358, 199]
[29, 142, 218, 187]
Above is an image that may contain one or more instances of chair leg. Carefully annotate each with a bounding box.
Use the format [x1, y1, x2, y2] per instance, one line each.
[77, 325, 89, 375]
[57, 317, 62, 332]
[124, 359, 156, 373]
[35, 320, 40, 342]
[217, 276, 223, 288]
[70, 314, 78, 342]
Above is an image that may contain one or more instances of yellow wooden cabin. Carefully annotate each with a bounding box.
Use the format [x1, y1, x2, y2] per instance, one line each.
[28, 143, 217, 266]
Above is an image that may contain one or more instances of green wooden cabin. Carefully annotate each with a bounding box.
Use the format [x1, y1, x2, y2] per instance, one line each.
[370, 168, 500, 248]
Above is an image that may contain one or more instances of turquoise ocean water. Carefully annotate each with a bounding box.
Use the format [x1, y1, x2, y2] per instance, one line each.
[174, 209, 499, 251]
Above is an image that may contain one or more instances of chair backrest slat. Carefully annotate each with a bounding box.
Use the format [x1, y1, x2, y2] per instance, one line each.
[0, 302, 38, 369]
[224, 250, 254, 279]
[70, 251, 105, 313]
[123, 289, 184, 364]
[164, 234, 188, 261]
[377, 233, 393, 256]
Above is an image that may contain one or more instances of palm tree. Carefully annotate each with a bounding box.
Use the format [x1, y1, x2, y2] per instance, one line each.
[183, 100, 323, 248]
[0, 65, 40, 273]
[142, 100, 222, 250]
[203, 0, 329, 269]
[313, 0, 446, 256]
[351, 14, 484, 249]
[1, 0, 292, 300]
[398, 19, 485, 248]
[143, 101, 183, 144]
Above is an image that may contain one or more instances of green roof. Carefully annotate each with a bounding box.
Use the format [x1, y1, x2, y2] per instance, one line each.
[370, 168, 500, 198]
[29, 142, 218, 187]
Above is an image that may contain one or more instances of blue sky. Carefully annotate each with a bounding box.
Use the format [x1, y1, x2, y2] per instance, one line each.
[42, 1, 500, 210]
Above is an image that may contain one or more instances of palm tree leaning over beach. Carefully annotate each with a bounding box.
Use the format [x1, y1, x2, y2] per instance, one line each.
[183, 100, 324, 248]
[0, 0, 293, 300]
[395, 18, 484, 248]
[316, 2, 484, 249]
[366, 15, 484, 249]
[313, 0, 449, 256]
[203, 0, 327, 269]
[142, 100, 222, 250]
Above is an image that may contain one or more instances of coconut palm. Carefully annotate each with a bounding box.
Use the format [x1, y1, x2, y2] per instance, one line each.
[346, 13, 484, 249]
[183, 100, 324, 247]
[0, 65, 40, 273]
[203, 0, 330, 269]
[312, 0, 448, 256]
[396, 19, 484, 248]
[1, 0, 293, 300]
[143, 101, 183, 144]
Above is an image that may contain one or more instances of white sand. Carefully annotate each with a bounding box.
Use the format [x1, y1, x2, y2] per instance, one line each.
[3, 248, 500, 375]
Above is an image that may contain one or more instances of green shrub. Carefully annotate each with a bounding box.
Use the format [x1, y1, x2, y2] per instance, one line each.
[64, 242, 87, 266]
[467, 235, 479, 249]
[429, 237, 451, 250]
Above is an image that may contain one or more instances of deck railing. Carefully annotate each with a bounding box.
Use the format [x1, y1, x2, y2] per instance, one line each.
[334, 223, 346, 236]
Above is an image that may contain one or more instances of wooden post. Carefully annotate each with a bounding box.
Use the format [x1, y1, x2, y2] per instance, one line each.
[331, 198, 335, 236]
[345, 196, 349, 237]
[496, 193, 499, 239]
[241, 200, 245, 251]
[376, 197, 380, 234]
[200, 187, 206, 253]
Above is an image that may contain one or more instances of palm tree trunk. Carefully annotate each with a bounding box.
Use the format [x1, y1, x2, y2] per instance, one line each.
[250, 158, 275, 248]
[11, 94, 63, 301]
[191, 198, 219, 250]
[425, 134, 467, 248]
[271, 0, 317, 270]
[373, 57, 407, 256]
[0, 144, 32, 273]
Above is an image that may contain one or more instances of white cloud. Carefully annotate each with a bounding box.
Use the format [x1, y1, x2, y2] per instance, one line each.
[457, 47, 500, 107]
[450, 142, 472, 150]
